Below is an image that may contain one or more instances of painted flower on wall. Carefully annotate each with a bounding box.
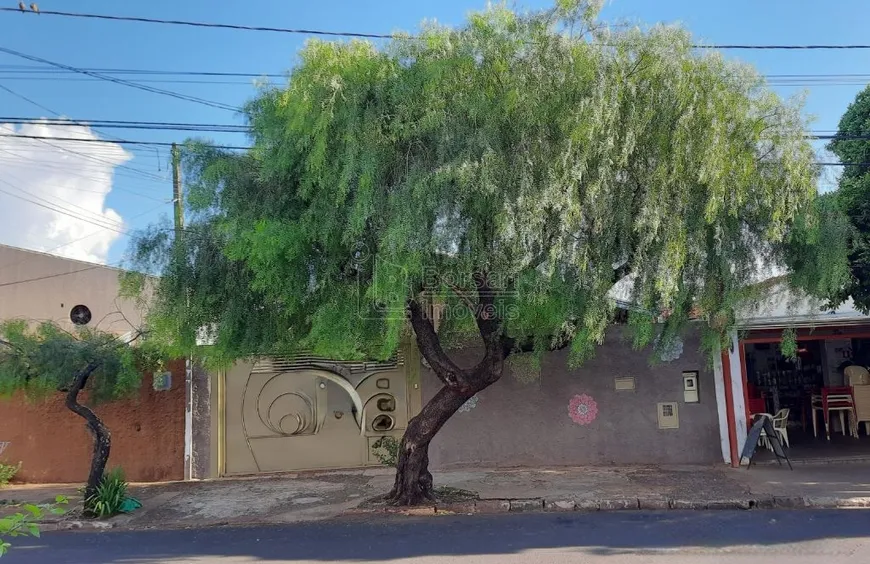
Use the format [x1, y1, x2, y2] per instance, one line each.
[457, 395, 479, 413]
[568, 393, 598, 425]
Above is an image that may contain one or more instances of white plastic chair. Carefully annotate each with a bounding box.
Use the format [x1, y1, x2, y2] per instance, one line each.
[845, 365, 870, 386]
[771, 408, 790, 448]
[757, 410, 789, 450]
[754, 413, 775, 452]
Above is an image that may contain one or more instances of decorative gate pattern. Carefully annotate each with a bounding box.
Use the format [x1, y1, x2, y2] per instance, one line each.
[222, 354, 412, 474]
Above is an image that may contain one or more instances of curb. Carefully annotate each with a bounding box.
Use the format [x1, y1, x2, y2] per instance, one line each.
[346, 495, 870, 517]
[36, 494, 870, 532]
[39, 519, 115, 532]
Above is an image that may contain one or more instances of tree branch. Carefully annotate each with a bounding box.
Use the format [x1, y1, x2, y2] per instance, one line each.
[443, 280, 477, 316]
[625, 52, 647, 79]
[407, 298, 468, 390]
[471, 272, 500, 343]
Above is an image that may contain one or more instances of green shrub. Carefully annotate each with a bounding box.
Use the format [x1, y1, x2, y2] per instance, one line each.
[371, 436, 400, 467]
[0, 495, 67, 557]
[85, 468, 128, 518]
[0, 464, 20, 487]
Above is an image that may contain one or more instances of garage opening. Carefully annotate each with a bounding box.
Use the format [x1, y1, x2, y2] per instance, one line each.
[743, 331, 870, 462]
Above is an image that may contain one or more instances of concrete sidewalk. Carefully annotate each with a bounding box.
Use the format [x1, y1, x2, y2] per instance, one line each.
[3, 463, 870, 530]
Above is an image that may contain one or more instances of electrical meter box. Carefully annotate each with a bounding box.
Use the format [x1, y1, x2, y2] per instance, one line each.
[683, 371, 699, 403]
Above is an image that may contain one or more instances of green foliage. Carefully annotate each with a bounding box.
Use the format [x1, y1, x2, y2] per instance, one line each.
[129, 1, 825, 367]
[780, 327, 798, 360]
[0, 495, 66, 558]
[0, 464, 19, 487]
[781, 193, 852, 306]
[0, 321, 151, 404]
[370, 437, 400, 467]
[826, 85, 870, 312]
[84, 468, 128, 518]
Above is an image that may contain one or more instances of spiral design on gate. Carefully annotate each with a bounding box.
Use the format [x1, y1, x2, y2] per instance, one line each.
[256, 375, 317, 436]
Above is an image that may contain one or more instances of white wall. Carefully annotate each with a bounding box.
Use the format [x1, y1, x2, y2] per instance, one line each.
[727, 330, 748, 463]
[712, 352, 731, 465]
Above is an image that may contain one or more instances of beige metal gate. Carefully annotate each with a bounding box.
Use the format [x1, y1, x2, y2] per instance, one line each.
[218, 346, 420, 475]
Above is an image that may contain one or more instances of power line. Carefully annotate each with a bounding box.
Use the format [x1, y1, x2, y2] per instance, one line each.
[695, 44, 870, 50]
[3, 131, 168, 183]
[0, 64, 285, 78]
[809, 135, 870, 140]
[0, 76, 259, 86]
[0, 82, 169, 182]
[2, 8, 870, 50]
[0, 8, 396, 39]
[0, 117, 249, 133]
[0, 168, 128, 230]
[8, 118, 870, 140]
[0, 133, 250, 150]
[0, 182, 127, 235]
[0, 46, 240, 112]
[3, 75, 867, 88]
[4, 65, 870, 83]
[4, 131, 870, 157]
[0, 152, 166, 201]
[0, 176, 128, 233]
[0, 82, 57, 115]
[0, 155, 166, 193]
[0, 73, 868, 88]
[0, 202, 170, 274]
[0, 156, 166, 205]
[0, 79, 158, 152]
[0, 263, 115, 288]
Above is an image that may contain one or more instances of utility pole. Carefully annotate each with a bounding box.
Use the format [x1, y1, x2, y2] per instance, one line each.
[171, 142, 194, 481]
[172, 142, 184, 234]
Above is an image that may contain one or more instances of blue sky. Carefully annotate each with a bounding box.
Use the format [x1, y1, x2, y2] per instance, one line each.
[0, 0, 867, 264]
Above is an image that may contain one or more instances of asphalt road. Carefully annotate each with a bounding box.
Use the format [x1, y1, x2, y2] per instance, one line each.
[4, 510, 870, 563]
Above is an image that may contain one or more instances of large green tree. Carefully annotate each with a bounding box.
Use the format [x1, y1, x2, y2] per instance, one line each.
[0, 322, 155, 501]
[827, 85, 870, 311]
[130, 2, 830, 504]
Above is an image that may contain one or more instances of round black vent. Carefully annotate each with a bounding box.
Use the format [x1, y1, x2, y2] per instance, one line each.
[70, 304, 92, 326]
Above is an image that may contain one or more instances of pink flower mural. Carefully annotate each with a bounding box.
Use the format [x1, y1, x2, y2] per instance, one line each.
[568, 393, 599, 425]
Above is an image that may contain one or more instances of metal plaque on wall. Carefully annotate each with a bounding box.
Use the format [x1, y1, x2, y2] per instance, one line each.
[153, 371, 172, 392]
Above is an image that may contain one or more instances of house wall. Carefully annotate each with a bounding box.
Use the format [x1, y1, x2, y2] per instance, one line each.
[0, 245, 185, 483]
[0, 243, 144, 334]
[423, 326, 721, 468]
[0, 359, 186, 484]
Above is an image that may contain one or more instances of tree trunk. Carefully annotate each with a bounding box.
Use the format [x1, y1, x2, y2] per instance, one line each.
[390, 290, 506, 505]
[388, 376, 503, 504]
[64, 362, 109, 501]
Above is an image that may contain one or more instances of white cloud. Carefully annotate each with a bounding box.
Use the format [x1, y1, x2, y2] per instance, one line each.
[0, 121, 131, 264]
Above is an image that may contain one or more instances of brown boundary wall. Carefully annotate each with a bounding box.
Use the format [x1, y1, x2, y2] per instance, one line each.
[1, 359, 185, 484]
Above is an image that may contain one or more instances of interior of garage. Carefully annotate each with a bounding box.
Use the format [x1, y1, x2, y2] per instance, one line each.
[744, 335, 870, 462]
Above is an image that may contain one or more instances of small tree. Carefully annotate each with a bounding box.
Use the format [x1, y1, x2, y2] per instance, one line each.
[130, 2, 830, 504]
[0, 321, 154, 501]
